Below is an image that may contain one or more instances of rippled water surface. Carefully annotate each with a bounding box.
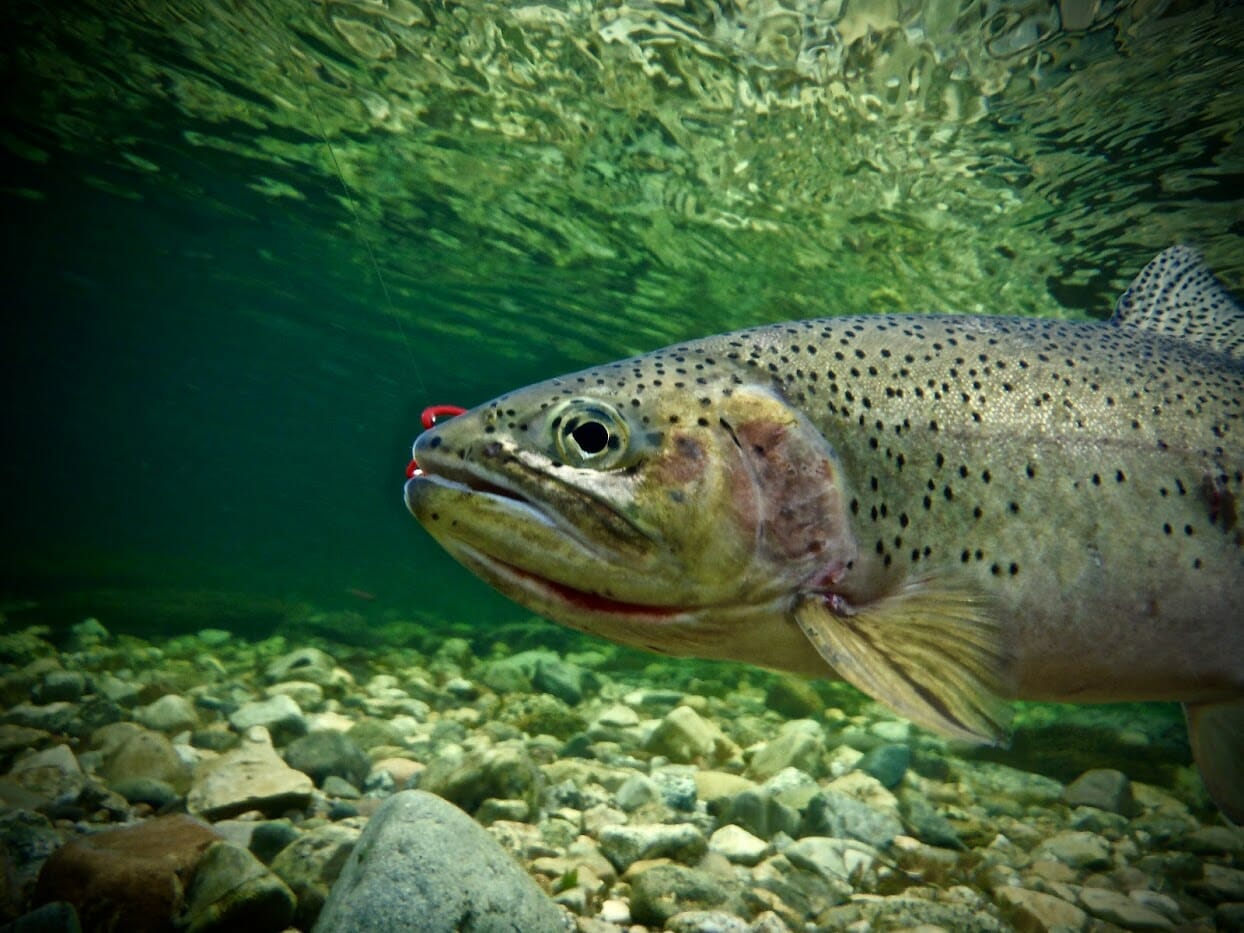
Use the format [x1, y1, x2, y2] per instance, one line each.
[2, 0, 1242, 626]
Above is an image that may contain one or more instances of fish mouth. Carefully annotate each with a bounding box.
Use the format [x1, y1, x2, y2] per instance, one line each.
[404, 461, 682, 619]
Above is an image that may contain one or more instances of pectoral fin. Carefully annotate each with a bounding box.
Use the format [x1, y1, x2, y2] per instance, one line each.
[1185, 700, 1244, 824]
[794, 579, 1014, 745]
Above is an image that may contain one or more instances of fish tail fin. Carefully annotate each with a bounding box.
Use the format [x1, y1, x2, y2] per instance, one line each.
[1185, 699, 1244, 824]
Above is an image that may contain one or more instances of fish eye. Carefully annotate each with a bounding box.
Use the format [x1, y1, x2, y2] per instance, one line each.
[550, 399, 630, 468]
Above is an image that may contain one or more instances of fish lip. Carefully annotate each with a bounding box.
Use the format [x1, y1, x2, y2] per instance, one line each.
[449, 539, 691, 622]
[403, 472, 559, 532]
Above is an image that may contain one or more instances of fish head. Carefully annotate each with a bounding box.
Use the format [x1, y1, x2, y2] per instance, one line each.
[405, 363, 857, 665]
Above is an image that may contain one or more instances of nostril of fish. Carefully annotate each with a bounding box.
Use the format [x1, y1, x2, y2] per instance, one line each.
[482, 441, 503, 459]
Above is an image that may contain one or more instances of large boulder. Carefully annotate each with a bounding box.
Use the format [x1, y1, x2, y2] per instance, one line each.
[313, 790, 571, 933]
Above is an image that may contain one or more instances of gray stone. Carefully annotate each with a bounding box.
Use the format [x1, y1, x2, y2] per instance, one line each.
[1191, 863, 1244, 902]
[784, 836, 879, 885]
[3, 703, 80, 735]
[747, 720, 825, 781]
[764, 675, 824, 719]
[898, 790, 963, 849]
[417, 743, 542, 817]
[644, 705, 737, 766]
[94, 724, 190, 792]
[856, 744, 910, 789]
[628, 864, 746, 929]
[1063, 768, 1134, 815]
[321, 776, 360, 799]
[6, 744, 84, 809]
[800, 789, 903, 848]
[720, 788, 800, 841]
[265, 648, 336, 687]
[187, 727, 314, 820]
[532, 656, 593, 705]
[598, 822, 708, 872]
[666, 910, 751, 933]
[283, 731, 369, 788]
[1078, 887, 1172, 931]
[614, 774, 661, 812]
[651, 766, 699, 811]
[228, 696, 307, 744]
[1179, 824, 1244, 855]
[271, 822, 360, 929]
[134, 694, 199, 734]
[0, 810, 63, 918]
[179, 840, 296, 933]
[111, 777, 178, 809]
[708, 824, 768, 866]
[34, 670, 86, 704]
[313, 790, 571, 933]
[1032, 831, 1112, 870]
[249, 820, 300, 864]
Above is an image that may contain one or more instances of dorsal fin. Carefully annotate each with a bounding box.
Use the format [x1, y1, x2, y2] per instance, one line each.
[1111, 245, 1244, 361]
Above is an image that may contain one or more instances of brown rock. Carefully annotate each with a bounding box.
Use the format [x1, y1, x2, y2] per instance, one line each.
[995, 887, 1087, 933]
[33, 814, 221, 932]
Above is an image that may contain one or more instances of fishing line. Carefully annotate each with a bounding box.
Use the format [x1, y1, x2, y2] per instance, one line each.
[305, 80, 428, 397]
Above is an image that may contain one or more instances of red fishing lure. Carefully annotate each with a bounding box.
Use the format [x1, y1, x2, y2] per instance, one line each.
[406, 405, 466, 478]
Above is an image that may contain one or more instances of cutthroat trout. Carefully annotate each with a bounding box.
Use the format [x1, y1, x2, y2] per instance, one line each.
[405, 246, 1244, 820]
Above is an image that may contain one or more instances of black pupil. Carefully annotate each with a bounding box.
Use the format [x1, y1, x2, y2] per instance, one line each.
[571, 420, 609, 455]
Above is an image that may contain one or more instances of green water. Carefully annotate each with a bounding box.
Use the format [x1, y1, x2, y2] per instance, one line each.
[1, 0, 1241, 641]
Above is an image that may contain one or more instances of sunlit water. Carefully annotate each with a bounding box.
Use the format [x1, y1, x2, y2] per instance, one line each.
[1, 0, 1241, 639]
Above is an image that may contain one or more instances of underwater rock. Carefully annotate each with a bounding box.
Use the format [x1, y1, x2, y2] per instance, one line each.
[994, 886, 1088, 932]
[2, 703, 80, 736]
[228, 695, 307, 744]
[627, 864, 747, 929]
[264, 647, 338, 686]
[1063, 768, 1134, 815]
[707, 824, 769, 865]
[269, 822, 360, 929]
[613, 773, 661, 812]
[0, 810, 63, 920]
[417, 742, 543, 818]
[598, 822, 708, 872]
[665, 909, 752, 933]
[32, 671, 85, 705]
[265, 681, 325, 711]
[747, 720, 826, 781]
[4, 745, 84, 811]
[1031, 830, 1112, 870]
[186, 726, 314, 820]
[110, 776, 178, 809]
[718, 787, 801, 841]
[1077, 887, 1173, 931]
[32, 814, 219, 932]
[178, 841, 295, 933]
[856, 743, 911, 789]
[247, 819, 300, 865]
[784, 836, 880, 886]
[764, 675, 824, 719]
[92, 723, 190, 793]
[283, 731, 369, 788]
[800, 788, 903, 848]
[313, 790, 571, 933]
[645, 705, 736, 765]
[133, 694, 199, 734]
